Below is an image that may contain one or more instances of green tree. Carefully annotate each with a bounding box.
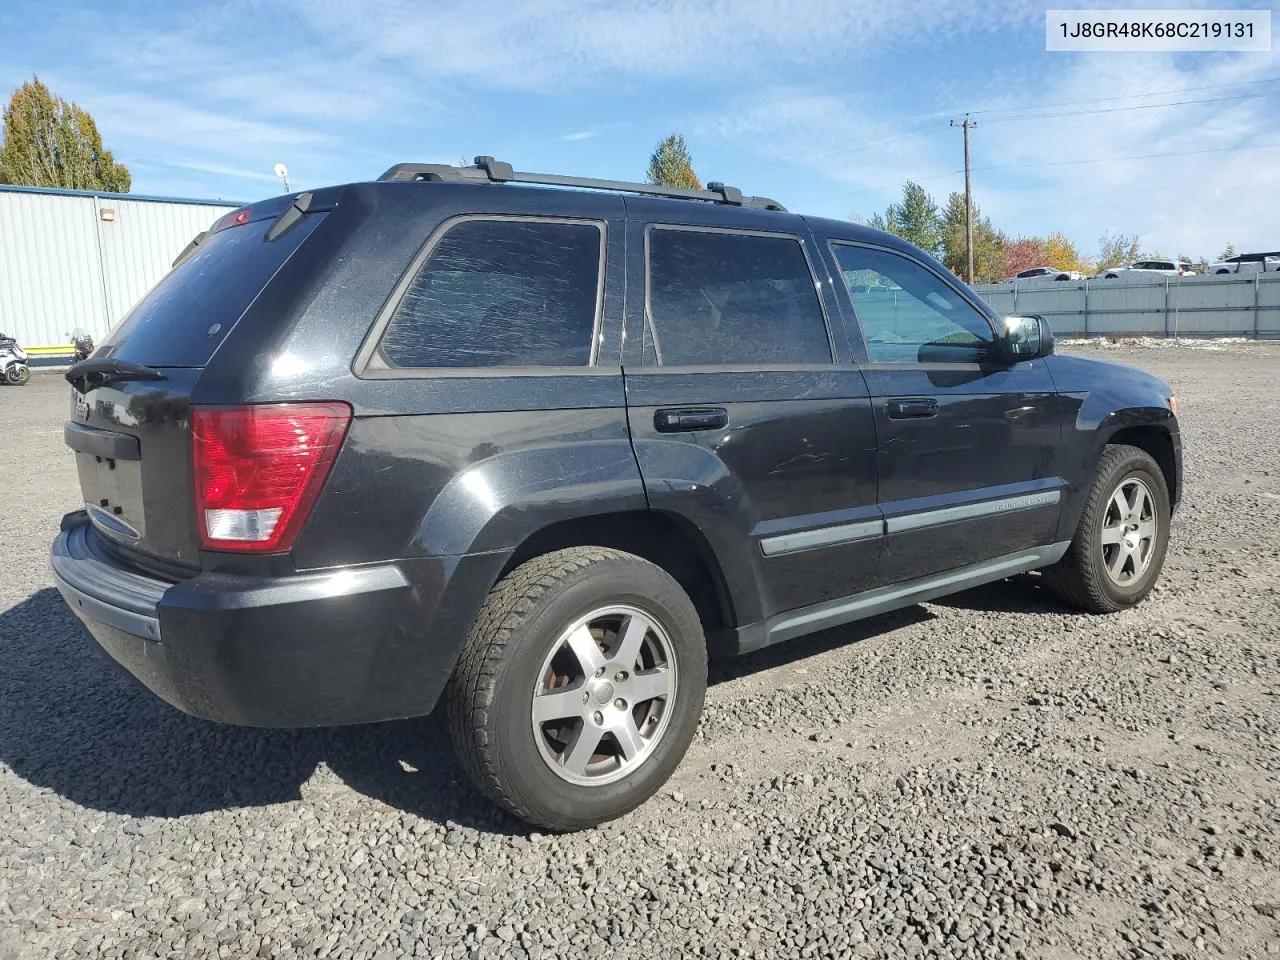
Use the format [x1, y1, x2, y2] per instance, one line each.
[940, 192, 1006, 283]
[646, 134, 701, 190]
[0, 77, 130, 191]
[1097, 231, 1141, 271]
[1218, 242, 1236, 261]
[867, 181, 942, 258]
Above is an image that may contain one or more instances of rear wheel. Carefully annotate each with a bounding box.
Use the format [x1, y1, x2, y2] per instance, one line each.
[446, 547, 707, 830]
[1044, 444, 1171, 613]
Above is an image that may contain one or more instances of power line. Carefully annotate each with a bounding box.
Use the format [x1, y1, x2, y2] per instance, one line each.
[828, 139, 1280, 204]
[966, 75, 1280, 117]
[978, 92, 1270, 124]
[969, 140, 1280, 173]
[716, 78, 1280, 183]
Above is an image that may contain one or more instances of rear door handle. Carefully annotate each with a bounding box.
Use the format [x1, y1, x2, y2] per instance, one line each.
[886, 398, 939, 419]
[654, 407, 729, 433]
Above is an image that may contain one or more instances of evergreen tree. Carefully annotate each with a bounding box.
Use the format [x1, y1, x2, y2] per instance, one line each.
[0, 77, 130, 191]
[646, 134, 701, 190]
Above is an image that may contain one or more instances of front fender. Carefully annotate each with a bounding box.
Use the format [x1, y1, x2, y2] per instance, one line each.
[1047, 353, 1179, 540]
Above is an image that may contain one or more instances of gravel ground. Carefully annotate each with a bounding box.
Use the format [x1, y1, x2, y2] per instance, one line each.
[2, 343, 1278, 960]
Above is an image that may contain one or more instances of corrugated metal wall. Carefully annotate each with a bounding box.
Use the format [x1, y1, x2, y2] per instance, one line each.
[972, 274, 1280, 338]
[0, 187, 235, 347]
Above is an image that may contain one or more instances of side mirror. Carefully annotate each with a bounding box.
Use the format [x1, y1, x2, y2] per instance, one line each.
[1000, 315, 1053, 363]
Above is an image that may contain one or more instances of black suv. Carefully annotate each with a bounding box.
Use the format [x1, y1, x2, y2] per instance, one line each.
[52, 158, 1181, 830]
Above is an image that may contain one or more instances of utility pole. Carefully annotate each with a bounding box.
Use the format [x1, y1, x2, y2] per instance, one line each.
[950, 115, 976, 283]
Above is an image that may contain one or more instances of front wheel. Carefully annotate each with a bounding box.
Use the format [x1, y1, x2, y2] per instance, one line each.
[5, 364, 29, 385]
[446, 547, 707, 831]
[1044, 444, 1171, 613]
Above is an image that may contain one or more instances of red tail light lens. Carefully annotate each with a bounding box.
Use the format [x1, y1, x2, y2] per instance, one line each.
[192, 403, 352, 553]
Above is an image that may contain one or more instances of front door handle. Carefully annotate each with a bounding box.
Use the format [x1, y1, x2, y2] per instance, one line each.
[654, 407, 729, 433]
[887, 397, 939, 419]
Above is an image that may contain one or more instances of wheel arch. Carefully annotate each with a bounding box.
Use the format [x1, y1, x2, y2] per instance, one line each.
[500, 510, 738, 639]
[1104, 423, 1180, 509]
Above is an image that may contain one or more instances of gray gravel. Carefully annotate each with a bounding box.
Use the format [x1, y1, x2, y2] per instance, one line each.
[2, 342, 1279, 959]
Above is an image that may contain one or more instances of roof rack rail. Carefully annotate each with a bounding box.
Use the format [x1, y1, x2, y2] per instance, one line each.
[377, 156, 787, 212]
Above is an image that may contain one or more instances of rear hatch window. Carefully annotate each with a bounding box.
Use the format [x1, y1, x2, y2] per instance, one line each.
[99, 212, 325, 367]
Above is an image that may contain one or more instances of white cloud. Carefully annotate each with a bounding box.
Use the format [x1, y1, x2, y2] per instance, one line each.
[285, 0, 1044, 90]
[694, 90, 957, 214]
[968, 55, 1280, 258]
[11, 0, 1274, 257]
[697, 56, 1279, 258]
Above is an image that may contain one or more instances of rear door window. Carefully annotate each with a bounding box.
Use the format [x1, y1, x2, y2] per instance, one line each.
[644, 228, 831, 366]
[101, 214, 325, 367]
[378, 218, 603, 368]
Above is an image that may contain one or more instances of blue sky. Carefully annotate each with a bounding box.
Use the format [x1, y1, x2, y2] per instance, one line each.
[2, 0, 1277, 261]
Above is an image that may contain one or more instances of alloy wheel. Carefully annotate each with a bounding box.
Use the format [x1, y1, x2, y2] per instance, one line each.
[531, 604, 678, 787]
[1100, 476, 1157, 586]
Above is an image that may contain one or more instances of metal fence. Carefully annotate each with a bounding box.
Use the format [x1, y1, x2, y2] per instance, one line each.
[0, 185, 236, 352]
[972, 273, 1280, 338]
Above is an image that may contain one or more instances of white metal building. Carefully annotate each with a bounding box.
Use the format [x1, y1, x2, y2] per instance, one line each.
[0, 184, 237, 353]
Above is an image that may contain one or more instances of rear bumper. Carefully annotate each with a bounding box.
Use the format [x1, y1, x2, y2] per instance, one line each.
[51, 513, 503, 727]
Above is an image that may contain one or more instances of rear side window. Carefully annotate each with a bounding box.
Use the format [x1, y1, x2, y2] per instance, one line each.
[644, 228, 831, 366]
[379, 218, 603, 368]
[101, 214, 325, 367]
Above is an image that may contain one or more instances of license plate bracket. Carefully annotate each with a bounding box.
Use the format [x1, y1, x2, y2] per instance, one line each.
[75, 452, 147, 541]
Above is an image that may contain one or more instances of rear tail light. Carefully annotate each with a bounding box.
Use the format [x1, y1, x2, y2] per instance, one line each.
[192, 403, 352, 553]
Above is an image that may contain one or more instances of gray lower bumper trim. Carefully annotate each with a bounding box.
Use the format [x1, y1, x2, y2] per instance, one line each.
[54, 574, 161, 641]
[763, 540, 1072, 647]
[760, 518, 883, 556]
[885, 489, 1062, 534]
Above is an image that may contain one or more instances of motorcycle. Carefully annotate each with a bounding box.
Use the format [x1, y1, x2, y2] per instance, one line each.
[0, 332, 30, 386]
[71, 330, 96, 363]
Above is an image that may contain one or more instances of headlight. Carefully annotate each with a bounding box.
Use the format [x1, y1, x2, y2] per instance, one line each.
[1167, 396, 1179, 416]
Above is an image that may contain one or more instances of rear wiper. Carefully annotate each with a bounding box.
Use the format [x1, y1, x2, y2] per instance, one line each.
[66, 358, 165, 393]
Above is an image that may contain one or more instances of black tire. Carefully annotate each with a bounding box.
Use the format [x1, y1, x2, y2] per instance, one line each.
[1044, 444, 1171, 613]
[7, 365, 29, 386]
[446, 546, 707, 831]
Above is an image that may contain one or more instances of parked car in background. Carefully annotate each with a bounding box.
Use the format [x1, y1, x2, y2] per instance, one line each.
[1208, 252, 1280, 275]
[1005, 266, 1083, 282]
[1098, 260, 1195, 279]
[50, 156, 1183, 830]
